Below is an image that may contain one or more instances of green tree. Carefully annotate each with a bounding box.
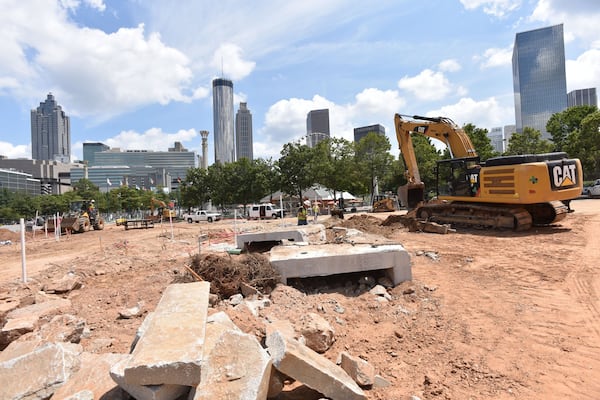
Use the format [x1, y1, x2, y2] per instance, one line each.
[72, 178, 100, 201]
[547, 105, 598, 151]
[181, 167, 211, 208]
[207, 162, 233, 209]
[277, 141, 315, 200]
[354, 133, 394, 198]
[462, 123, 498, 161]
[229, 158, 271, 207]
[565, 110, 600, 179]
[397, 134, 442, 195]
[505, 127, 554, 155]
[312, 138, 357, 200]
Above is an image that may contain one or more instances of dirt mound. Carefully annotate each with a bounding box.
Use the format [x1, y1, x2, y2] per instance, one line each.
[329, 214, 401, 238]
[0, 228, 20, 242]
[189, 253, 280, 299]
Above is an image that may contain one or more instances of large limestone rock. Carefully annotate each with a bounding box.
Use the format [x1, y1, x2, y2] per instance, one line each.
[0, 342, 82, 400]
[266, 331, 366, 400]
[296, 312, 335, 353]
[191, 330, 272, 400]
[0, 298, 72, 348]
[52, 352, 128, 399]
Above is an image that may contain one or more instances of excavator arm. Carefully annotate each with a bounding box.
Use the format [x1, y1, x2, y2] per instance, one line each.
[394, 113, 477, 209]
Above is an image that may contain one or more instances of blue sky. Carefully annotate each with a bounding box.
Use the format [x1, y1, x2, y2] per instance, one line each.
[1, 0, 598, 164]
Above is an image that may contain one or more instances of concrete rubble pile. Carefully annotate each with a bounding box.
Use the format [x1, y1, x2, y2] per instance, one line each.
[1, 281, 394, 400]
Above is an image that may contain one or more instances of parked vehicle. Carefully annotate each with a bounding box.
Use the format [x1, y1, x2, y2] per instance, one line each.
[247, 203, 285, 219]
[182, 210, 221, 223]
[585, 179, 600, 198]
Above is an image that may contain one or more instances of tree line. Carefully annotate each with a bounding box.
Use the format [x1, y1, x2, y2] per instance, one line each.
[1, 105, 598, 223]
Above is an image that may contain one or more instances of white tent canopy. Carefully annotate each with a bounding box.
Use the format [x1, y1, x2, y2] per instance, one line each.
[260, 185, 356, 204]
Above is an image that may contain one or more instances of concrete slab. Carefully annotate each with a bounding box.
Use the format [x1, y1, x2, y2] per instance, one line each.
[123, 282, 210, 386]
[269, 243, 411, 286]
[236, 224, 325, 250]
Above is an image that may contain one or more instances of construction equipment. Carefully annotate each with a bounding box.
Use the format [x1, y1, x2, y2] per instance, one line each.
[48, 200, 105, 233]
[395, 113, 583, 231]
[371, 194, 397, 212]
[149, 198, 176, 222]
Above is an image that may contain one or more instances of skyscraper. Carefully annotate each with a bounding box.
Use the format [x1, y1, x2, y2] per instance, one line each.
[212, 78, 235, 163]
[512, 24, 567, 139]
[31, 93, 71, 161]
[235, 102, 253, 160]
[306, 109, 330, 148]
[567, 88, 597, 107]
[353, 124, 385, 143]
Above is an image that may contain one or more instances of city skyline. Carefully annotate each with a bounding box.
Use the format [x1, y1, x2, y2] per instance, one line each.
[0, 1, 599, 164]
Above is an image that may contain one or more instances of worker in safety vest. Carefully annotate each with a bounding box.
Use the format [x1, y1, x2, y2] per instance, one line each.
[297, 200, 310, 225]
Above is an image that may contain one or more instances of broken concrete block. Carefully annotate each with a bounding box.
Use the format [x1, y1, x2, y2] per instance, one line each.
[0, 313, 38, 348]
[110, 356, 190, 400]
[339, 352, 376, 387]
[20, 314, 86, 344]
[191, 330, 272, 400]
[52, 352, 128, 399]
[297, 313, 335, 353]
[6, 298, 71, 320]
[266, 331, 366, 400]
[124, 282, 210, 386]
[130, 311, 154, 353]
[373, 374, 392, 388]
[43, 272, 82, 294]
[0, 342, 82, 400]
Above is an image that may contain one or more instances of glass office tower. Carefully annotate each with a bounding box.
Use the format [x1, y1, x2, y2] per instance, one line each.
[212, 78, 235, 164]
[512, 24, 567, 139]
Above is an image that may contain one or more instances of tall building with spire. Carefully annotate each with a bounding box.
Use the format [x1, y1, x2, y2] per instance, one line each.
[31, 93, 71, 161]
[512, 24, 567, 139]
[212, 78, 235, 164]
[235, 102, 253, 160]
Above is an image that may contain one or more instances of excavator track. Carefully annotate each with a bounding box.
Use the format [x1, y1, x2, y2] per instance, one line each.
[415, 202, 533, 231]
[524, 200, 569, 226]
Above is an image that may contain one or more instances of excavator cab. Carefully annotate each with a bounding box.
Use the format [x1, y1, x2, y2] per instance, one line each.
[436, 157, 481, 197]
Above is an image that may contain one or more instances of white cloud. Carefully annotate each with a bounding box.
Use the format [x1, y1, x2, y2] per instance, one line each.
[460, 0, 522, 17]
[210, 43, 256, 82]
[566, 48, 600, 92]
[427, 97, 514, 129]
[438, 59, 462, 72]
[60, 0, 106, 12]
[477, 45, 513, 68]
[530, 0, 600, 47]
[102, 128, 198, 151]
[397, 69, 455, 101]
[0, 1, 195, 120]
[0, 142, 30, 159]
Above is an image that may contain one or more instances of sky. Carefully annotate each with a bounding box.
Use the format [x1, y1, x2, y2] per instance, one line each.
[0, 0, 599, 164]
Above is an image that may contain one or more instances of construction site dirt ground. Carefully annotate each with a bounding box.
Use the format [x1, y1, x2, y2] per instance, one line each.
[1, 198, 599, 400]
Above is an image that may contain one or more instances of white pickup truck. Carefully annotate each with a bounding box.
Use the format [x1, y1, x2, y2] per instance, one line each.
[182, 210, 222, 223]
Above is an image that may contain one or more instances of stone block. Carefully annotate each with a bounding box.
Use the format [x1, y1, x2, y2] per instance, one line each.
[339, 352, 376, 387]
[236, 224, 325, 250]
[0, 342, 82, 400]
[52, 352, 128, 399]
[266, 331, 366, 400]
[191, 330, 272, 400]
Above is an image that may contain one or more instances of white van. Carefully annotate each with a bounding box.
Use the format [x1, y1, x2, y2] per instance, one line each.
[247, 203, 285, 219]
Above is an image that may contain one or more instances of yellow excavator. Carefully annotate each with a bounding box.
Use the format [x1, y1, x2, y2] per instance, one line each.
[149, 198, 176, 221]
[395, 113, 583, 231]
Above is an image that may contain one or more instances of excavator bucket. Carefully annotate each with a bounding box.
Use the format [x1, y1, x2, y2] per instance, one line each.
[398, 182, 424, 210]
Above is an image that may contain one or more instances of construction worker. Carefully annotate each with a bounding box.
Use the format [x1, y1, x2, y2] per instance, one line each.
[313, 202, 320, 223]
[297, 200, 310, 225]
